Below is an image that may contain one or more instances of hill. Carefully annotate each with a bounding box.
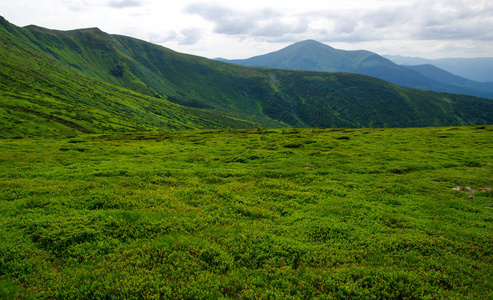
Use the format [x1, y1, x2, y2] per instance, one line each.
[222, 40, 493, 99]
[403, 64, 493, 99]
[0, 19, 277, 138]
[384, 55, 493, 83]
[1, 17, 493, 138]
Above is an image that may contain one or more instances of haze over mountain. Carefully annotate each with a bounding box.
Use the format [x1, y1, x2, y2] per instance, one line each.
[384, 55, 493, 83]
[1, 17, 493, 138]
[219, 40, 493, 99]
[402, 64, 493, 98]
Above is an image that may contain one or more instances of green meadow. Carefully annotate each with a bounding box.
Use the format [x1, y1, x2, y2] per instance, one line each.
[1, 126, 492, 299]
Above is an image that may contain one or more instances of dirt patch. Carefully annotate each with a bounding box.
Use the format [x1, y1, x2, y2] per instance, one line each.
[452, 186, 492, 193]
[452, 186, 476, 193]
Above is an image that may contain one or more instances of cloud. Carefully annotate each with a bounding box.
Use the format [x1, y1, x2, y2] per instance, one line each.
[252, 18, 309, 37]
[184, 0, 493, 45]
[179, 28, 202, 45]
[409, 0, 493, 41]
[107, 0, 144, 9]
[61, 0, 89, 11]
[185, 3, 308, 38]
[363, 7, 411, 29]
[149, 31, 177, 44]
[148, 28, 202, 46]
[354, 0, 493, 41]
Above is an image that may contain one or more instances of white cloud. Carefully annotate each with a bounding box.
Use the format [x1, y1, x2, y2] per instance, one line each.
[107, 0, 144, 9]
[61, 0, 89, 11]
[1, 0, 492, 59]
[185, 3, 287, 36]
[149, 31, 177, 44]
[179, 28, 202, 45]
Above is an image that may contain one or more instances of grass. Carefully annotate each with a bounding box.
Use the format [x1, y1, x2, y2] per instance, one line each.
[1, 126, 492, 299]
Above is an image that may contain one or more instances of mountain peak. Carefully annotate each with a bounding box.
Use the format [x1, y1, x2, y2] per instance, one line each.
[24, 25, 53, 32]
[0, 15, 13, 29]
[24, 25, 106, 36]
[296, 39, 332, 46]
[224, 39, 357, 72]
[71, 27, 105, 34]
[289, 39, 335, 50]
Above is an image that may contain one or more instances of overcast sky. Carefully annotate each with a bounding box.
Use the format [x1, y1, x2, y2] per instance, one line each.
[2, 0, 492, 59]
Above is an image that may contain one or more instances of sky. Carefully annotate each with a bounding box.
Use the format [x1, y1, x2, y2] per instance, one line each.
[2, 0, 493, 59]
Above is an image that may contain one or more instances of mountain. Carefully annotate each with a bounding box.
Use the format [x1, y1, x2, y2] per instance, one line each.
[403, 64, 493, 99]
[221, 40, 493, 99]
[1, 17, 493, 138]
[384, 55, 493, 83]
[220, 40, 407, 75]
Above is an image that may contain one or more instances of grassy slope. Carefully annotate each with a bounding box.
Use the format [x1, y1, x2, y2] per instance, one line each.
[1, 126, 492, 298]
[1, 16, 492, 138]
[0, 19, 282, 138]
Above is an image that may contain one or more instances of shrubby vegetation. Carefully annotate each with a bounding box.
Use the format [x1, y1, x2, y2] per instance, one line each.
[1, 126, 492, 299]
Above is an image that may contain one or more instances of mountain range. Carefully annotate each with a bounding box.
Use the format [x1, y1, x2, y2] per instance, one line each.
[402, 64, 493, 98]
[218, 40, 493, 99]
[384, 55, 493, 83]
[1, 17, 492, 138]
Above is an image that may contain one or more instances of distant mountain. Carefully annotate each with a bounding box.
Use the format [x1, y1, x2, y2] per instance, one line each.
[1, 17, 493, 138]
[384, 55, 493, 83]
[221, 40, 410, 75]
[403, 64, 493, 99]
[221, 40, 492, 99]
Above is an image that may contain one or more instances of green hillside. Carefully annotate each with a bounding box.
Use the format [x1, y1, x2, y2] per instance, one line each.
[0, 18, 280, 138]
[1, 17, 493, 138]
